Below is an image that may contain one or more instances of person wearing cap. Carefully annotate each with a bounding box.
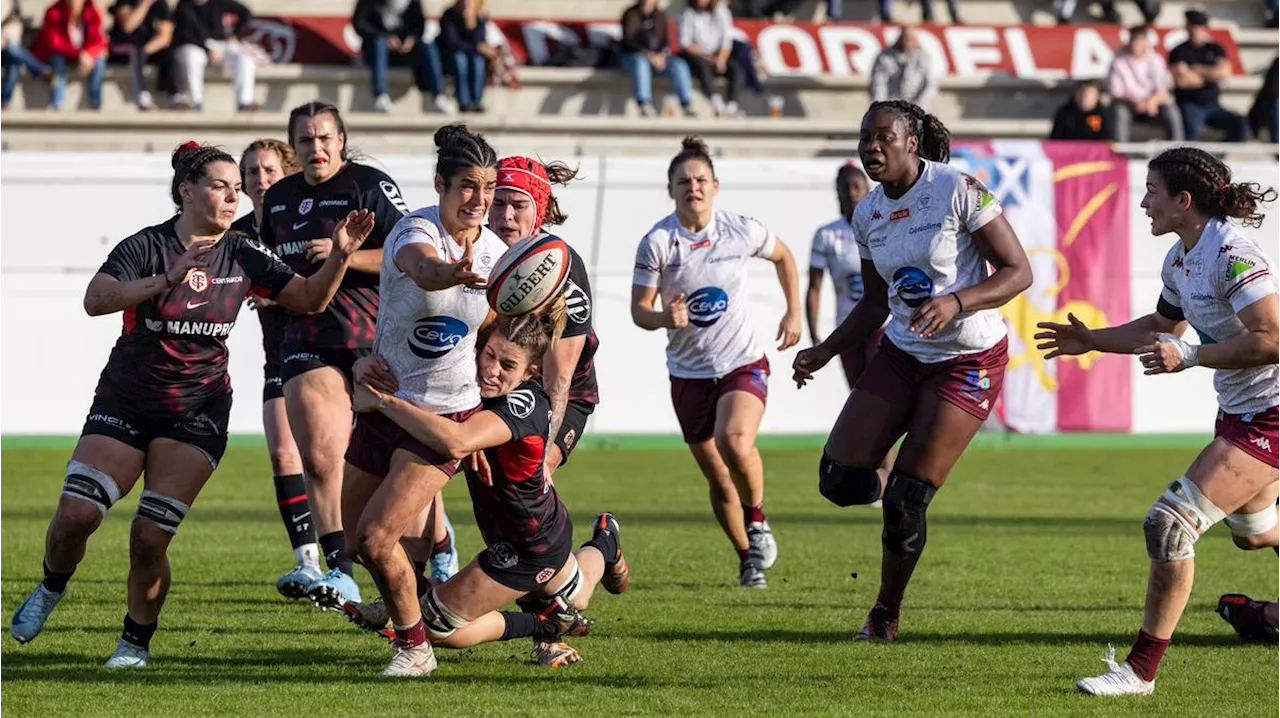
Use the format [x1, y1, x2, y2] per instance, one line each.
[1168, 9, 1247, 142]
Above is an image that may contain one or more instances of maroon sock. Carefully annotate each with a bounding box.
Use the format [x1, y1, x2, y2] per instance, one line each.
[431, 537, 451, 556]
[1124, 629, 1170, 682]
[744, 504, 766, 524]
[393, 618, 428, 647]
[736, 548, 750, 563]
[874, 592, 902, 618]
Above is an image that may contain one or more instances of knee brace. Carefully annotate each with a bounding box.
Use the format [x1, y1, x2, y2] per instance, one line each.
[62, 460, 122, 516]
[517, 566, 583, 618]
[421, 587, 470, 640]
[880, 470, 937, 557]
[1143, 477, 1226, 561]
[1224, 505, 1278, 539]
[818, 453, 882, 507]
[133, 489, 190, 535]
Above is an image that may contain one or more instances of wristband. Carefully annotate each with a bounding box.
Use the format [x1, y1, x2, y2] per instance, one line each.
[952, 293, 964, 313]
[1157, 333, 1200, 369]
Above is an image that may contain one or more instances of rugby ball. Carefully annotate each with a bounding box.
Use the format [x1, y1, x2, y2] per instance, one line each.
[487, 235, 572, 316]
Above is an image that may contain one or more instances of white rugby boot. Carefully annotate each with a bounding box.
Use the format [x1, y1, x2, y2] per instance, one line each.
[1076, 646, 1156, 696]
[381, 640, 438, 677]
[104, 639, 151, 668]
[746, 520, 777, 570]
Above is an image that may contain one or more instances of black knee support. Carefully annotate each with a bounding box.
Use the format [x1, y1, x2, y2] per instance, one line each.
[818, 452, 882, 507]
[881, 470, 937, 557]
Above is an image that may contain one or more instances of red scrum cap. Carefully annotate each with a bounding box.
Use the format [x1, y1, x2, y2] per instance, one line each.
[497, 156, 552, 232]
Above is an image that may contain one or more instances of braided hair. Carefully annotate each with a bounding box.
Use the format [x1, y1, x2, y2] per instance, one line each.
[171, 141, 235, 209]
[866, 100, 952, 165]
[1148, 147, 1276, 229]
[435, 124, 498, 187]
[667, 135, 715, 183]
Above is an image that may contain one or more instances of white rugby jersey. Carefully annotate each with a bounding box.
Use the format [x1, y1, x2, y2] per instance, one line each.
[374, 206, 506, 413]
[810, 217, 864, 323]
[853, 159, 1008, 364]
[633, 209, 776, 379]
[1159, 218, 1278, 415]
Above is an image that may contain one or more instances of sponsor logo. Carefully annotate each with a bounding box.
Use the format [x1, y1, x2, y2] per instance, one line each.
[689, 238, 711, 251]
[380, 180, 411, 215]
[919, 195, 933, 210]
[964, 174, 998, 211]
[960, 369, 992, 402]
[187, 270, 208, 292]
[276, 240, 310, 257]
[186, 300, 209, 310]
[687, 286, 729, 327]
[1184, 256, 1204, 278]
[265, 377, 283, 388]
[498, 252, 562, 314]
[562, 427, 577, 449]
[88, 413, 140, 435]
[270, 204, 286, 213]
[1219, 244, 1233, 255]
[164, 320, 235, 336]
[707, 254, 745, 264]
[478, 252, 493, 268]
[318, 198, 349, 208]
[292, 221, 309, 231]
[144, 318, 163, 332]
[285, 351, 323, 363]
[890, 266, 934, 308]
[1252, 436, 1273, 453]
[506, 389, 536, 419]
[846, 273, 865, 303]
[210, 275, 245, 285]
[1190, 293, 1214, 301]
[1173, 256, 1183, 269]
[890, 208, 911, 221]
[979, 398, 990, 411]
[409, 315, 468, 359]
[1227, 254, 1257, 280]
[298, 198, 313, 215]
[534, 567, 555, 584]
[564, 279, 590, 324]
[181, 412, 219, 437]
[909, 222, 943, 236]
[487, 542, 518, 570]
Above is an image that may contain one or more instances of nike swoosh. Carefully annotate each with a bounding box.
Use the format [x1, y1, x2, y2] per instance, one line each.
[293, 222, 308, 230]
[186, 301, 209, 309]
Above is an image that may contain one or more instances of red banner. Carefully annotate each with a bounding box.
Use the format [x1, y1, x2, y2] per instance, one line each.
[242, 16, 1243, 78]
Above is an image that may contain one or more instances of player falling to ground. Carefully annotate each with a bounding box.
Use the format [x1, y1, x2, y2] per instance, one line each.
[632, 136, 803, 589]
[259, 101, 458, 608]
[1035, 147, 1278, 696]
[793, 100, 1033, 640]
[8, 143, 376, 666]
[340, 124, 505, 677]
[487, 155, 601, 666]
[345, 311, 630, 677]
[232, 138, 324, 594]
[1217, 593, 1279, 643]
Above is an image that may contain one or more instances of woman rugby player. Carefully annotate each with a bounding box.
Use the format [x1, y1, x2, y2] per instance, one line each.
[232, 138, 325, 595]
[1036, 147, 1278, 696]
[347, 310, 629, 677]
[792, 100, 1033, 640]
[632, 136, 803, 589]
[805, 162, 872, 387]
[8, 143, 375, 666]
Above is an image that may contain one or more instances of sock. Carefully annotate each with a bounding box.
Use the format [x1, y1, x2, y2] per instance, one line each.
[392, 618, 427, 647]
[294, 543, 320, 569]
[431, 536, 451, 556]
[121, 614, 158, 650]
[874, 591, 902, 618]
[736, 548, 750, 563]
[42, 560, 74, 594]
[581, 531, 619, 567]
[273, 474, 317, 551]
[1124, 629, 1170, 682]
[318, 531, 353, 577]
[500, 610, 560, 641]
[413, 561, 431, 597]
[744, 504, 766, 525]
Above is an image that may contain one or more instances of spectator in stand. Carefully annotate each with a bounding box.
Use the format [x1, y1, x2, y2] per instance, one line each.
[870, 27, 937, 111]
[1053, 0, 1159, 24]
[107, 0, 175, 110]
[1169, 9, 1246, 142]
[438, 0, 496, 113]
[352, 0, 449, 114]
[678, 0, 744, 117]
[1247, 56, 1277, 141]
[878, 0, 961, 24]
[620, 0, 694, 118]
[744, 0, 843, 22]
[2, 0, 52, 110]
[1050, 79, 1114, 140]
[170, 0, 256, 112]
[1108, 26, 1183, 142]
[30, 0, 107, 111]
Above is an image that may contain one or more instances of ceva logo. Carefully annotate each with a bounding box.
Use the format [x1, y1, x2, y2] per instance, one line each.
[409, 316, 468, 359]
[687, 287, 729, 327]
[891, 267, 934, 308]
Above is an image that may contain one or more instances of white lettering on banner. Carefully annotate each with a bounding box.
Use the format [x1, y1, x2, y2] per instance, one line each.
[1071, 28, 1114, 79]
[947, 27, 1001, 75]
[755, 24, 825, 77]
[815, 25, 880, 76]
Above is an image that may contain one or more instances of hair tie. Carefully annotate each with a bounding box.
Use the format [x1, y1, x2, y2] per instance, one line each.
[1218, 183, 1231, 193]
[179, 140, 200, 151]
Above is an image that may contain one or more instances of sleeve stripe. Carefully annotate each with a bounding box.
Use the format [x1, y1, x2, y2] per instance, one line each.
[1225, 269, 1271, 298]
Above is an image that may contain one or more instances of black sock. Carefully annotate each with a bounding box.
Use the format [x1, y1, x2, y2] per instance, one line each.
[273, 474, 316, 549]
[582, 531, 619, 568]
[318, 531, 353, 577]
[413, 561, 431, 597]
[499, 611, 559, 641]
[121, 614, 158, 650]
[42, 560, 74, 593]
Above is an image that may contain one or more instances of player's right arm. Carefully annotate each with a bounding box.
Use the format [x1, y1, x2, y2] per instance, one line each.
[83, 235, 215, 316]
[362, 391, 514, 461]
[631, 231, 685, 331]
[390, 217, 485, 290]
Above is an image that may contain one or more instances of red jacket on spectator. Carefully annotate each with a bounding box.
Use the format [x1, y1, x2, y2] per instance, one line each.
[31, 0, 108, 62]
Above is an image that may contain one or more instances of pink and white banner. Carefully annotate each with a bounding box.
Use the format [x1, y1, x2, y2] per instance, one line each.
[954, 141, 1131, 433]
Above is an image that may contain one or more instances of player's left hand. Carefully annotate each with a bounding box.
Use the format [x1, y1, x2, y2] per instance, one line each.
[331, 209, 375, 259]
[1137, 333, 1199, 375]
[246, 295, 276, 311]
[909, 293, 962, 338]
[776, 310, 802, 350]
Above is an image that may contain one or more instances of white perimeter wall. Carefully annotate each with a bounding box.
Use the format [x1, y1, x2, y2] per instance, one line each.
[1, 152, 1276, 435]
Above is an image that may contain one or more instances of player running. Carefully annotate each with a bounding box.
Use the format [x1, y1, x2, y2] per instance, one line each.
[487, 155, 601, 666]
[1035, 147, 1278, 696]
[232, 138, 325, 595]
[7, 142, 376, 666]
[792, 100, 1033, 640]
[346, 310, 630, 677]
[632, 136, 803, 589]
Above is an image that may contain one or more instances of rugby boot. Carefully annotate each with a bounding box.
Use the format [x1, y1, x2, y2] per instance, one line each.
[594, 513, 630, 594]
[276, 563, 324, 600]
[746, 520, 777, 570]
[1076, 646, 1155, 696]
[9, 582, 64, 644]
[104, 639, 151, 668]
[854, 603, 898, 641]
[1217, 593, 1279, 643]
[307, 568, 362, 610]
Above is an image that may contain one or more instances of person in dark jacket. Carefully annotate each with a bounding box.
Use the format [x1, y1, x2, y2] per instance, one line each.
[619, 0, 692, 117]
[1050, 80, 1114, 141]
[351, 0, 449, 113]
[170, 0, 255, 111]
[436, 0, 495, 113]
[107, 0, 176, 110]
[1247, 56, 1278, 142]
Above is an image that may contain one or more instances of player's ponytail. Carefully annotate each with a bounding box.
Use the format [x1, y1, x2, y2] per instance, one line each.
[667, 135, 716, 183]
[541, 160, 582, 227]
[1149, 147, 1277, 229]
[435, 123, 498, 188]
[867, 100, 952, 165]
[171, 141, 235, 209]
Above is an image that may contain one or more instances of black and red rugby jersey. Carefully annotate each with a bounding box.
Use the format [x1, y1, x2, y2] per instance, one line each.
[231, 212, 288, 365]
[557, 242, 600, 406]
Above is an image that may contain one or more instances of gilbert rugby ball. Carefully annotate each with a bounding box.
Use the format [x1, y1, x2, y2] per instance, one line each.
[486, 234, 572, 316]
